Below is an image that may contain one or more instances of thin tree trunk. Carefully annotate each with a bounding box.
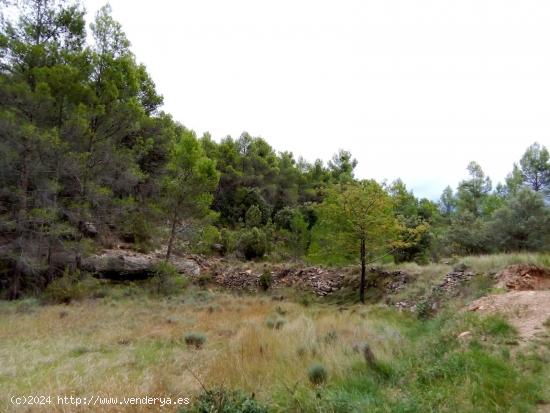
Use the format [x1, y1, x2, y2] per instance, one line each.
[359, 237, 366, 304]
[9, 259, 22, 300]
[165, 210, 178, 261]
[18, 142, 30, 227]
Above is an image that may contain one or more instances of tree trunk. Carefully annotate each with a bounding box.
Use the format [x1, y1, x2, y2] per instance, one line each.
[359, 237, 366, 304]
[9, 260, 22, 300]
[165, 210, 178, 261]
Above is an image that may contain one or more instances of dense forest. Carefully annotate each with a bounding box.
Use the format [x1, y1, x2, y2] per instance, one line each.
[1, 0, 549, 299]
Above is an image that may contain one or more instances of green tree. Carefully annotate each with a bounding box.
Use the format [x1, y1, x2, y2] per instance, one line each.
[162, 129, 219, 260]
[456, 161, 492, 217]
[245, 205, 262, 228]
[519, 142, 550, 194]
[439, 186, 456, 217]
[503, 163, 525, 196]
[328, 149, 357, 183]
[388, 180, 432, 263]
[310, 181, 399, 303]
[488, 188, 550, 251]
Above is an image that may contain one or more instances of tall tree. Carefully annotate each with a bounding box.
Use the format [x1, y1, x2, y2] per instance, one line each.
[162, 129, 219, 260]
[310, 181, 398, 303]
[456, 161, 492, 217]
[439, 185, 456, 217]
[519, 142, 550, 194]
[489, 187, 550, 251]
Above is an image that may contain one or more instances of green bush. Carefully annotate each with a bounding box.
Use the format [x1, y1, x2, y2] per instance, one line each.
[220, 228, 237, 255]
[237, 228, 267, 260]
[258, 272, 273, 291]
[44, 269, 100, 304]
[416, 300, 432, 320]
[196, 225, 222, 254]
[184, 388, 267, 413]
[195, 273, 213, 287]
[308, 363, 328, 385]
[184, 332, 206, 349]
[149, 261, 187, 296]
[245, 205, 262, 228]
[119, 210, 155, 252]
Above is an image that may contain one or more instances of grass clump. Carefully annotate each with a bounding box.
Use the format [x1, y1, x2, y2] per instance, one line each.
[184, 332, 206, 349]
[266, 317, 286, 330]
[481, 315, 517, 338]
[308, 363, 328, 385]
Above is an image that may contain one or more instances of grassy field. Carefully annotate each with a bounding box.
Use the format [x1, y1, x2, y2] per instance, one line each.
[1, 253, 549, 412]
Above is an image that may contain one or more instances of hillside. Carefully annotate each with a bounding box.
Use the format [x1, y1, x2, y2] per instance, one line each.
[1, 253, 549, 412]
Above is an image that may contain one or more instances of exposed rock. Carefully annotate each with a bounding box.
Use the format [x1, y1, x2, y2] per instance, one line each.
[211, 264, 345, 296]
[172, 258, 201, 276]
[453, 262, 469, 272]
[80, 222, 98, 237]
[82, 249, 201, 280]
[435, 268, 477, 295]
[495, 265, 550, 291]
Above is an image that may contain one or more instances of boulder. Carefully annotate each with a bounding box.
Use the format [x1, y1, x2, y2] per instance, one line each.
[172, 258, 201, 276]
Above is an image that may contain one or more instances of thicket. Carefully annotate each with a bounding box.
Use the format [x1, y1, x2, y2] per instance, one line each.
[1, 1, 549, 299]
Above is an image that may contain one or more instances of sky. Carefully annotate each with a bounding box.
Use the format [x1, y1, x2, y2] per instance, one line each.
[83, 0, 550, 199]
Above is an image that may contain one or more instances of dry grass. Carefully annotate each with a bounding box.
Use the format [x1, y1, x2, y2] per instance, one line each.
[0, 290, 401, 412]
[461, 253, 550, 273]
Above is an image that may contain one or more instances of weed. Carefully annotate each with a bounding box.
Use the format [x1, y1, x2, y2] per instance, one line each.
[308, 363, 328, 385]
[184, 332, 206, 349]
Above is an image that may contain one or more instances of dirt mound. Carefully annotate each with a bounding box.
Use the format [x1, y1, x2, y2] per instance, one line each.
[496, 264, 550, 291]
[468, 291, 550, 340]
[468, 264, 550, 341]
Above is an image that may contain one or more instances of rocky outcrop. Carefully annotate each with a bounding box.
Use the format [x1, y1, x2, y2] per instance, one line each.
[435, 266, 477, 295]
[495, 264, 550, 291]
[82, 249, 200, 280]
[211, 264, 345, 296]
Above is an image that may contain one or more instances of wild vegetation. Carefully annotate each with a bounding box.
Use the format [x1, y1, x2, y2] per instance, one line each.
[1, 254, 549, 412]
[0, 1, 550, 412]
[1, 0, 549, 301]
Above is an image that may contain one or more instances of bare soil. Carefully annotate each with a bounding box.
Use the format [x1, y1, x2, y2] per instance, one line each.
[469, 264, 550, 341]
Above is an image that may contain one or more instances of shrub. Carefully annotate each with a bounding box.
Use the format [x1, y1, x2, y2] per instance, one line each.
[245, 205, 263, 228]
[237, 228, 268, 260]
[184, 332, 206, 349]
[44, 269, 100, 304]
[324, 330, 338, 344]
[308, 363, 328, 385]
[359, 342, 376, 367]
[275, 305, 287, 316]
[119, 210, 155, 252]
[220, 228, 237, 255]
[149, 261, 187, 296]
[185, 388, 267, 413]
[416, 300, 432, 320]
[266, 317, 286, 330]
[258, 272, 273, 291]
[196, 225, 222, 254]
[195, 273, 212, 287]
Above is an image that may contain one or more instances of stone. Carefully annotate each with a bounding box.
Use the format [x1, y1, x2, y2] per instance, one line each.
[172, 258, 200, 276]
[458, 331, 472, 339]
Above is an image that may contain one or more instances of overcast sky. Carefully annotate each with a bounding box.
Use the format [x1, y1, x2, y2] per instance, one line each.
[83, 0, 549, 199]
